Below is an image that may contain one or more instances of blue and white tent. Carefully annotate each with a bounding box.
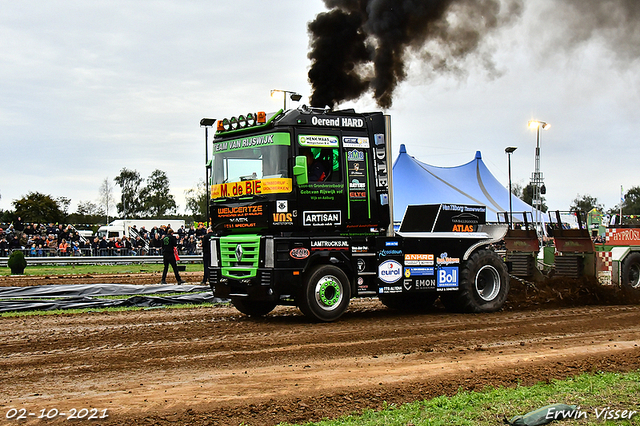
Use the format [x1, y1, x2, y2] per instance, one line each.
[392, 144, 544, 223]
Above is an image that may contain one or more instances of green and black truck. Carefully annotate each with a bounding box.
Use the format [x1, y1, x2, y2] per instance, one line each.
[203, 107, 510, 321]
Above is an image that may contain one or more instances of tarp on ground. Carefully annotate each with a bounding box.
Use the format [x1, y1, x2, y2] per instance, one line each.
[0, 283, 210, 298]
[392, 144, 545, 223]
[0, 283, 225, 313]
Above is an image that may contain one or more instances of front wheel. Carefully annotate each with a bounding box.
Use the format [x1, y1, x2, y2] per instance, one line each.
[298, 265, 351, 322]
[231, 298, 277, 317]
[621, 252, 640, 290]
[443, 249, 509, 313]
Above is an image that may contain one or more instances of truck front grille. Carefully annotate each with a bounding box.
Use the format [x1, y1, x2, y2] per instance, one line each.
[220, 235, 260, 279]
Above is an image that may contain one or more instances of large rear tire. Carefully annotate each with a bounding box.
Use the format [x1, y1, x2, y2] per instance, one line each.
[379, 293, 437, 311]
[621, 252, 640, 290]
[442, 249, 509, 313]
[231, 298, 277, 317]
[298, 265, 351, 322]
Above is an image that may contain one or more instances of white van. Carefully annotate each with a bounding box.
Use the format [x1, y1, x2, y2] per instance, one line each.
[96, 219, 186, 239]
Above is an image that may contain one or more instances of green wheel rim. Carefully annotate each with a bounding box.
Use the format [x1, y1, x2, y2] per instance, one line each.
[315, 275, 343, 311]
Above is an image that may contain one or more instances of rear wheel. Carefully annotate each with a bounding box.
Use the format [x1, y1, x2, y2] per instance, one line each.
[621, 253, 640, 290]
[231, 298, 277, 317]
[298, 265, 351, 322]
[379, 293, 437, 311]
[443, 249, 509, 313]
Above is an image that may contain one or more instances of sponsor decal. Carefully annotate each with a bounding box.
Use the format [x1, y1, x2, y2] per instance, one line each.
[374, 141, 388, 189]
[442, 204, 486, 214]
[272, 212, 293, 225]
[404, 267, 435, 278]
[298, 135, 339, 147]
[351, 245, 370, 253]
[415, 279, 436, 290]
[349, 179, 366, 189]
[437, 266, 459, 288]
[289, 247, 310, 260]
[229, 217, 249, 224]
[300, 183, 344, 201]
[347, 151, 367, 202]
[452, 224, 476, 232]
[217, 205, 263, 218]
[451, 212, 481, 224]
[437, 252, 460, 265]
[348, 158, 366, 176]
[403, 280, 412, 291]
[310, 116, 365, 128]
[606, 228, 640, 245]
[347, 150, 365, 162]
[404, 254, 434, 266]
[223, 222, 257, 229]
[276, 200, 288, 213]
[343, 136, 370, 148]
[213, 132, 289, 153]
[303, 211, 341, 226]
[212, 178, 292, 199]
[349, 178, 367, 200]
[379, 249, 402, 257]
[385, 241, 399, 247]
[378, 286, 402, 294]
[310, 240, 349, 250]
[378, 259, 403, 283]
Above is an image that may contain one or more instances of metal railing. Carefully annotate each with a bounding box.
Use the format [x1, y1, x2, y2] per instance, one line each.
[0, 253, 202, 266]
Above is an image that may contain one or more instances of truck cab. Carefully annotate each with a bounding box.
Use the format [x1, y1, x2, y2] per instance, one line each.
[206, 107, 509, 321]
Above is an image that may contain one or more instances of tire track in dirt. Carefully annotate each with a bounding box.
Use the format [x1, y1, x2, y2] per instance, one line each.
[1, 301, 640, 425]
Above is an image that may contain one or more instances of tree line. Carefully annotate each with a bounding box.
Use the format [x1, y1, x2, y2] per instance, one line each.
[512, 183, 640, 216]
[2, 173, 639, 225]
[0, 168, 208, 225]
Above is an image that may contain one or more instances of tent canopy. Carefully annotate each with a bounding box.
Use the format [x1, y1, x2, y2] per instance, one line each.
[392, 144, 543, 223]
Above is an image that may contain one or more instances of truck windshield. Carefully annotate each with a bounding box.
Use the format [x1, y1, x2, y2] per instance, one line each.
[211, 144, 289, 185]
[210, 132, 292, 199]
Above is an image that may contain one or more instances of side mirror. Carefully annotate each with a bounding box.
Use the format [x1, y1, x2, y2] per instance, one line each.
[293, 155, 308, 186]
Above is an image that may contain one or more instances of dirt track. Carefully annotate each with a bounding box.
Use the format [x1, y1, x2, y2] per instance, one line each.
[1, 275, 640, 425]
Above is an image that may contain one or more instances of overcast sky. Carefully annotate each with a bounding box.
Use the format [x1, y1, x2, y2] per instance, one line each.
[1, 0, 639, 217]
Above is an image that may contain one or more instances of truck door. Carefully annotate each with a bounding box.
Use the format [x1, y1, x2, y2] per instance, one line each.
[295, 132, 346, 229]
[342, 134, 375, 230]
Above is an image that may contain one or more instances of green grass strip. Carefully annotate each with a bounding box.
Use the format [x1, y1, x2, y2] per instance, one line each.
[1, 263, 203, 276]
[282, 370, 640, 426]
[0, 302, 226, 318]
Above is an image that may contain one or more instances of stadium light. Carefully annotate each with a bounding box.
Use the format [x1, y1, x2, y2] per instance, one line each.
[505, 146, 517, 229]
[270, 89, 302, 110]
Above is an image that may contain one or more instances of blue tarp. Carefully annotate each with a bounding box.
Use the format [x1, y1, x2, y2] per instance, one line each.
[392, 145, 544, 223]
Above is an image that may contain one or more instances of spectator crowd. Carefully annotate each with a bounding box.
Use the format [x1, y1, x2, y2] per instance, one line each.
[0, 218, 207, 257]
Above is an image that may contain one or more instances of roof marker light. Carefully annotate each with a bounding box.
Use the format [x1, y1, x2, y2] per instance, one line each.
[257, 111, 267, 124]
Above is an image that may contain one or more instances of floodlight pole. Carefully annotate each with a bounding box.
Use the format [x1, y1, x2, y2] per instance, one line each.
[528, 120, 549, 242]
[200, 118, 216, 227]
[505, 147, 517, 229]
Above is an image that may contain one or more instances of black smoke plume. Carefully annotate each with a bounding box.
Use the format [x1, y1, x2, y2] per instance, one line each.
[308, 0, 524, 109]
[546, 0, 640, 61]
[307, 0, 640, 109]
